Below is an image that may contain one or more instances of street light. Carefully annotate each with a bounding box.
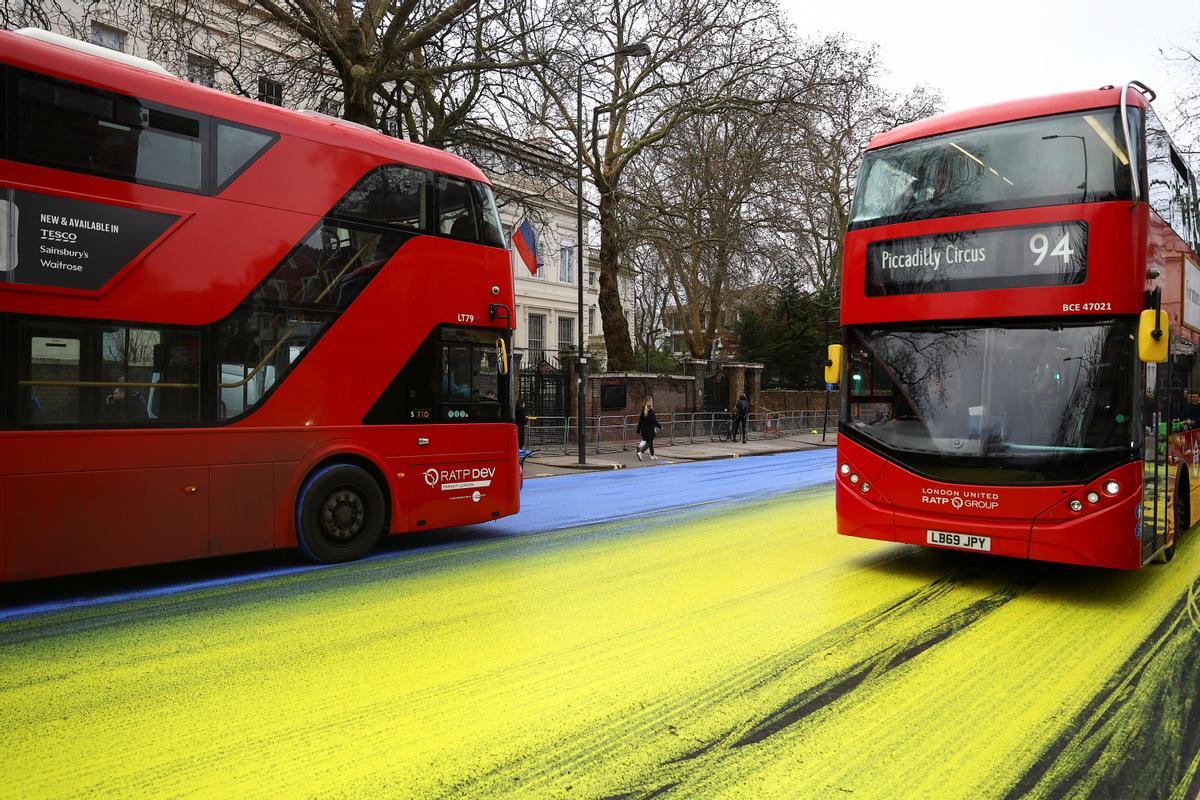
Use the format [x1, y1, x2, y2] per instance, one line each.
[575, 41, 651, 464]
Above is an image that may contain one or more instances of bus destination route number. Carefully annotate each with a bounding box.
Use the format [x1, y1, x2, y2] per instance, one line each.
[866, 221, 1088, 297]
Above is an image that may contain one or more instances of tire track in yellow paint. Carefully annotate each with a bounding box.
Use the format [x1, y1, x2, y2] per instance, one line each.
[458, 573, 1036, 799]
[444, 567, 1039, 797]
[1001, 572, 1200, 799]
[667, 544, 1200, 798]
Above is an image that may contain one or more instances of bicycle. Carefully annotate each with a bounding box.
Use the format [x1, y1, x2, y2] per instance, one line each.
[717, 415, 737, 442]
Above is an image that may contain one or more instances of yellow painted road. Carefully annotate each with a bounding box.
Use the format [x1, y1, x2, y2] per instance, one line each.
[2, 486, 1199, 799]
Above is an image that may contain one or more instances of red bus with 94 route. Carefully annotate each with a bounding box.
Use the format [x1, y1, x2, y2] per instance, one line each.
[833, 80, 1200, 569]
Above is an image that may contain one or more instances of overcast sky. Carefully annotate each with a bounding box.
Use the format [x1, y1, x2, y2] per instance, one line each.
[780, 0, 1198, 128]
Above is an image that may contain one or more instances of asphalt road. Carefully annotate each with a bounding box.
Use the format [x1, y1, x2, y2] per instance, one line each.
[1, 449, 1198, 799]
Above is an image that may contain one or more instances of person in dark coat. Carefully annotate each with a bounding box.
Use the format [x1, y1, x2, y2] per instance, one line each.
[636, 396, 663, 461]
[103, 378, 148, 423]
[735, 392, 750, 443]
[516, 402, 527, 449]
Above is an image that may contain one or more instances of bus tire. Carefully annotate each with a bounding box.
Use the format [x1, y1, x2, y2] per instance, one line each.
[1161, 469, 1191, 564]
[296, 463, 386, 563]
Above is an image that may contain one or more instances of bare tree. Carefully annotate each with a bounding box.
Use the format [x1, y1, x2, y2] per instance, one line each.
[504, 0, 796, 370]
[5, 0, 543, 144]
[626, 103, 788, 359]
[622, 36, 936, 360]
[231, 0, 535, 130]
[1164, 32, 1200, 156]
[776, 40, 941, 307]
[626, 239, 672, 367]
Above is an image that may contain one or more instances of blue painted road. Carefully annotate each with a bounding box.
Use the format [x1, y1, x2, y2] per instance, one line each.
[0, 449, 836, 621]
[497, 448, 836, 535]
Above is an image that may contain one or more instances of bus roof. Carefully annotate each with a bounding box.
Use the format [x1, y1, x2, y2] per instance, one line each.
[868, 85, 1150, 151]
[0, 28, 490, 185]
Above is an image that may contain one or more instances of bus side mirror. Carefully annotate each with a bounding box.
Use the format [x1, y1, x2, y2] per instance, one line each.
[824, 344, 843, 385]
[1138, 309, 1169, 362]
[496, 338, 509, 375]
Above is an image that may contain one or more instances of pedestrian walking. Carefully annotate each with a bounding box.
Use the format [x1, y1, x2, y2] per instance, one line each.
[636, 396, 663, 461]
[735, 392, 750, 443]
[516, 401, 527, 449]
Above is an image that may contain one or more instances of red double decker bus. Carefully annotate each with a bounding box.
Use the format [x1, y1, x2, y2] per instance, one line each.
[833, 81, 1200, 569]
[0, 30, 520, 581]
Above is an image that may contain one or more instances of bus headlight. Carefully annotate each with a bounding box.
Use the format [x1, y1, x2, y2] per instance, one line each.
[1103, 480, 1120, 496]
[1086, 491, 1101, 504]
[861, 482, 870, 493]
[850, 473, 860, 485]
[1069, 499, 1084, 512]
[840, 464, 850, 475]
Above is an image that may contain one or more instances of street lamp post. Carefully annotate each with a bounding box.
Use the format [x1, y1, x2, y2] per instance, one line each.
[575, 41, 651, 465]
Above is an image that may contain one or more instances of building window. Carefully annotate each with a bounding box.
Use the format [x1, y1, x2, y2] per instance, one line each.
[527, 314, 546, 361]
[589, 307, 596, 335]
[558, 316, 575, 354]
[257, 76, 283, 106]
[187, 55, 215, 88]
[89, 21, 126, 52]
[559, 245, 574, 283]
[589, 271, 596, 287]
[532, 243, 545, 280]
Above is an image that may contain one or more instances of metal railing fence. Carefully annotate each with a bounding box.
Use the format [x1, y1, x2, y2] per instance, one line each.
[522, 409, 836, 455]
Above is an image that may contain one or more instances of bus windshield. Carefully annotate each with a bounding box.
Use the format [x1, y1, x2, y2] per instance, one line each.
[850, 109, 1136, 229]
[843, 319, 1138, 484]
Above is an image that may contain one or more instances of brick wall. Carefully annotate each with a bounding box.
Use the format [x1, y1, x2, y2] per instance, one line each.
[587, 373, 695, 416]
[758, 389, 833, 412]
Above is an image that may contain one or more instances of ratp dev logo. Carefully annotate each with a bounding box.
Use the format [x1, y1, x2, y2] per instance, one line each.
[423, 468, 440, 487]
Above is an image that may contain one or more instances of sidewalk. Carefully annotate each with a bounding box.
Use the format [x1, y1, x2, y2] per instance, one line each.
[523, 432, 837, 475]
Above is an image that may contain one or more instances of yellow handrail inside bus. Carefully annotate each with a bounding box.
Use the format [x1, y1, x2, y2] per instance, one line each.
[496, 338, 509, 375]
[220, 238, 374, 390]
[18, 380, 199, 389]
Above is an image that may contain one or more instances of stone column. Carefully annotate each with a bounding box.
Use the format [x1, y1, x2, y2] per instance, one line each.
[726, 364, 746, 412]
[746, 365, 763, 410]
[685, 359, 707, 411]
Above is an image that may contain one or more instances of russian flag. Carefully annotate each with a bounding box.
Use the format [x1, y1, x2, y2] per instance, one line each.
[510, 218, 539, 276]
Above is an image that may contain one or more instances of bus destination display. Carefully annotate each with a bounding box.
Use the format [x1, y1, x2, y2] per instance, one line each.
[866, 221, 1088, 296]
[1, 189, 178, 291]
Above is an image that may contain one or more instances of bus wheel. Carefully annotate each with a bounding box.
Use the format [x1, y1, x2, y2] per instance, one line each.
[1161, 470, 1191, 564]
[296, 463, 386, 563]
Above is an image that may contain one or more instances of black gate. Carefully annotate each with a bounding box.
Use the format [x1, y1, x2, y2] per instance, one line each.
[703, 366, 727, 412]
[519, 354, 567, 417]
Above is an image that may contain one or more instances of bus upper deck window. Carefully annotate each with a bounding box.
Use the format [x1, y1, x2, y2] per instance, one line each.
[333, 165, 428, 231]
[215, 122, 277, 191]
[438, 176, 478, 241]
[15, 71, 205, 193]
[473, 182, 505, 247]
